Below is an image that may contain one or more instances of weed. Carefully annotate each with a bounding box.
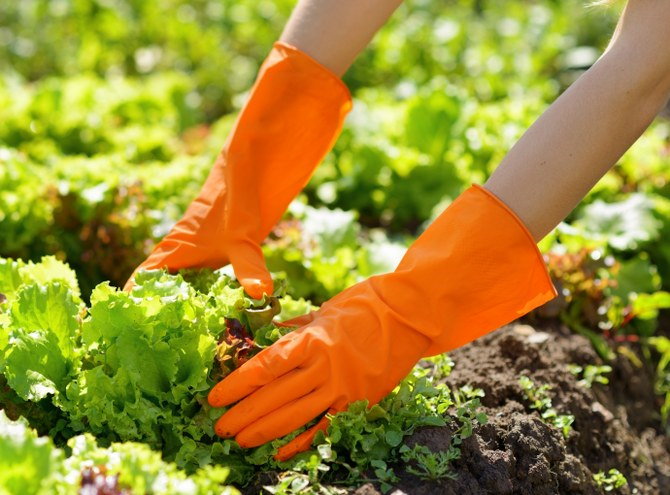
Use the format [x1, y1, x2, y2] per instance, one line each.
[592, 468, 628, 492]
[519, 376, 575, 439]
[264, 445, 345, 495]
[399, 444, 459, 481]
[568, 364, 612, 388]
[395, 385, 487, 485]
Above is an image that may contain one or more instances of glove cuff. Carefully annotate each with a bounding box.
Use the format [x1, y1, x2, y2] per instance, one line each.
[270, 41, 352, 103]
[371, 184, 557, 356]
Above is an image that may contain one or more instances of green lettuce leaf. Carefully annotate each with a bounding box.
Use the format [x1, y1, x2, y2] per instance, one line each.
[0, 410, 240, 494]
[0, 411, 63, 495]
[18, 256, 81, 300]
[0, 258, 24, 301]
[71, 271, 218, 457]
[10, 283, 80, 359]
[2, 282, 80, 402]
[4, 330, 71, 402]
[0, 257, 80, 303]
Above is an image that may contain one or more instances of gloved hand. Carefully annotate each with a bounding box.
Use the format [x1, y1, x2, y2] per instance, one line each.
[208, 184, 557, 459]
[124, 42, 351, 298]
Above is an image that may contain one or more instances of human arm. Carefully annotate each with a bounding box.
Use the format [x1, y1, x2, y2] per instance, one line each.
[125, 0, 403, 296]
[207, 0, 670, 459]
[280, 0, 404, 76]
[486, 0, 670, 240]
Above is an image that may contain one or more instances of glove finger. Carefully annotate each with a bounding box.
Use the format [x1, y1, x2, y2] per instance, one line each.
[235, 388, 332, 448]
[213, 367, 320, 438]
[123, 273, 137, 292]
[124, 237, 196, 292]
[208, 332, 304, 407]
[229, 241, 273, 299]
[140, 238, 194, 270]
[276, 311, 317, 328]
[274, 411, 333, 462]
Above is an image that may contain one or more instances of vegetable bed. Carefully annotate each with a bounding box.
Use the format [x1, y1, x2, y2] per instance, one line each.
[2, 256, 669, 494]
[0, 256, 489, 494]
[3, 1, 670, 493]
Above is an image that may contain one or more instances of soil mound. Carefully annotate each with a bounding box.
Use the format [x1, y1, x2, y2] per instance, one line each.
[389, 322, 670, 494]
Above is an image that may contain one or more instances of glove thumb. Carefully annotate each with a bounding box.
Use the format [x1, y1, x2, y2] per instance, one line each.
[229, 240, 274, 300]
[123, 267, 141, 292]
[123, 278, 135, 293]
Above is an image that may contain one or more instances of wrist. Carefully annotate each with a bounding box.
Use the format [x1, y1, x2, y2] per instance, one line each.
[369, 185, 555, 357]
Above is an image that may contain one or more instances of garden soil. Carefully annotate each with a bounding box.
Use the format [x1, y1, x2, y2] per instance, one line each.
[366, 321, 670, 495]
[244, 320, 670, 495]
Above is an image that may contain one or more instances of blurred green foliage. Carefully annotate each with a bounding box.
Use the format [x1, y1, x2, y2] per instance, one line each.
[0, 0, 295, 119]
[3, 0, 670, 483]
[1, 0, 617, 118]
[2, 0, 669, 329]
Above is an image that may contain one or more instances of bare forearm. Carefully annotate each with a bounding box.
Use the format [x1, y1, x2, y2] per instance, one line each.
[485, 0, 670, 241]
[280, 0, 403, 76]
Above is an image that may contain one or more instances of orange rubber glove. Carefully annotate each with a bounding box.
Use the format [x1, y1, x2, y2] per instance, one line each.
[208, 184, 557, 459]
[124, 42, 351, 298]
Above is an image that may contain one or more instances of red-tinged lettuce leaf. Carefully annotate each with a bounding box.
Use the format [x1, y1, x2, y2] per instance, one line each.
[215, 318, 257, 378]
[65, 433, 238, 494]
[0, 410, 239, 494]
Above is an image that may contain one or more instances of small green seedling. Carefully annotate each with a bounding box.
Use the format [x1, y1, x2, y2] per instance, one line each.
[547, 411, 575, 439]
[519, 376, 575, 439]
[396, 385, 487, 485]
[264, 445, 340, 495]
[568, 364, 612, 388]
[593, 468, 628, 492]
[422, 353, 455, 380]
[452, 386, 488, 443]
